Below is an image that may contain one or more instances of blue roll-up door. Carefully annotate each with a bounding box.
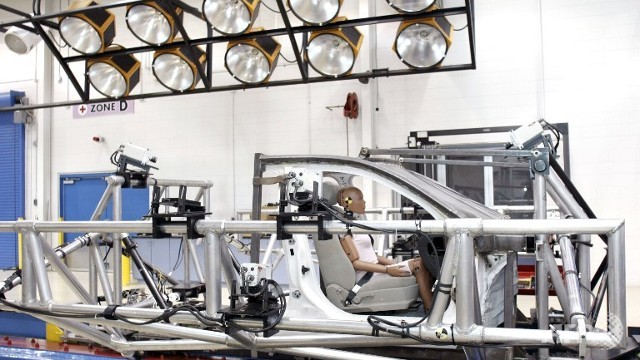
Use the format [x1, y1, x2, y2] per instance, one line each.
[0, 91, 25, 269]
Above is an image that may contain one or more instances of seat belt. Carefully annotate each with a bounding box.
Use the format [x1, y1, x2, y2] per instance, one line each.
[344, 271, 374, 306]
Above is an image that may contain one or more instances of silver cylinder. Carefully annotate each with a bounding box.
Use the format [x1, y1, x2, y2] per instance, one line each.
[38, 232, 93, 304]
[26, 231, 53, 303]
[89, 239, 115, 305]
[455, 231, 475, 332]
[542, 241, 570, 323]
[186, 238, 205, 283]
[110, 178, 123, 305]
[533, 174, 549, 359]
[20, 231, 36, 304]
[558, 235, 585, 324]
[548, 170, 592, 310]
[204, 231, 221, 315]
[607, 223, 626, 346]
[427, 235, 459, 328]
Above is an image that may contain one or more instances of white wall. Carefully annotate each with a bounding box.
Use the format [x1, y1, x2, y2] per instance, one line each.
[1, 0, 639, 284]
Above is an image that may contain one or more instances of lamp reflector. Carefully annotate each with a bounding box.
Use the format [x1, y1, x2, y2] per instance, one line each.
[153, 45, 206, 92]
[393, 17, 452, 69]
[126, 3, 183, 45]
[87, 47, 141, 98]
[4, 27, 41, 55]
[59, 0, 116, 55]
[203, 0, 260, 35]
[307, 22, 363, 77]
[288, 0, 342, 25]
[386, 0, 435, 13]
[225, 35, 281, 84]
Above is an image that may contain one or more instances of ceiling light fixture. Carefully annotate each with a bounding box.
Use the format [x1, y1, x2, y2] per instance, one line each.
[152, 45, 207, 92]
[126, 2, 183, 46]
[288, 0, 342, 25]
[87, 46, 141, 98]
[59, 0, 116, 55]
[393, 17, 452, 69]
[225, 32, 281, 84]
[202, 0, 261, 35]
[3, 26, 42, 55]
[385, 0, 436, 13]
[306, 19, 363, 77]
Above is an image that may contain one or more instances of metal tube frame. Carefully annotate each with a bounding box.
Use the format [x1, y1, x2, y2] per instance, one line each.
[0, 217, 627, 354]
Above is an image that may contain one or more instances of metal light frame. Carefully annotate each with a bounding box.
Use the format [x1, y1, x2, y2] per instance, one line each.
[0, 0, 477, 112]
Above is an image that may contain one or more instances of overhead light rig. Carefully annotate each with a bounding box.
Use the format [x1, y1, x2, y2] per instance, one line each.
[0, 0, 476, 112]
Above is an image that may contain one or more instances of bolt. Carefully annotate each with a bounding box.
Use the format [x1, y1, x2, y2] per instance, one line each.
[292, 290, 301, 298]
[534, 159, 547, 172]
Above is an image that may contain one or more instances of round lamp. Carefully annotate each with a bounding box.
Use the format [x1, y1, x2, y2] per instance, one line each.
[87, 46, 141, 98]
[202, 0, 260, 35]
[126, 3, 183, 45]
[59, 0, 115, 55]
[153, 45, 206, 92]
[386, 0, 435, 13]
[307, 21, 363, 77]
[288, 0, 342, 25]
[225, 35, 281, 84]
[393, 17, 452, 69]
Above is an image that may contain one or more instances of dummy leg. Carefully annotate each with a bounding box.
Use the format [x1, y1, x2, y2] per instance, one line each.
[409, 259, 433, 312]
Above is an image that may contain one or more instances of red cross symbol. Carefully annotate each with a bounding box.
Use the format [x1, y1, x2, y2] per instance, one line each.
[78, 105, 87, 115]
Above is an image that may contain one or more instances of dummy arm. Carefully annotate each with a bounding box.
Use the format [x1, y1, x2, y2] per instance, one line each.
[339, 234, 410, 277]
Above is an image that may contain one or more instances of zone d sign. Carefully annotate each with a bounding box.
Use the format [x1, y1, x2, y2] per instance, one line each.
[73, 100, 134, 119]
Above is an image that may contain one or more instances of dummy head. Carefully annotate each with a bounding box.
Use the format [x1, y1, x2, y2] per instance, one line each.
[337, 186, 366, 214]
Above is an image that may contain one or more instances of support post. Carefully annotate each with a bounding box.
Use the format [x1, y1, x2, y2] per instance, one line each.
[89, 238, 116, 305]
[456, 231, 475, 332]
[20, 231, 37, 304]
[26, 231, 53, 303]
[607, 223, 626, 346]
[111, 178, 123, 304]
[533, 173, 549, 359]
[548, 170, 591, 310]
[186, 238, 205, 283]
[427, 235, 459, 328]
[88, 181, 114, 301]
[558, 236, 586, 324]
[504, 251, 517, 329]
[205, 231, 222, 315]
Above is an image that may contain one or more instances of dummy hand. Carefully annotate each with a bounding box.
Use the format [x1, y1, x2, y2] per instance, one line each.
[386, 264, 411, 277]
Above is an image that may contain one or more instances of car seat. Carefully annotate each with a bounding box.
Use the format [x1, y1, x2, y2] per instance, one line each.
[314, 235, 419, 313]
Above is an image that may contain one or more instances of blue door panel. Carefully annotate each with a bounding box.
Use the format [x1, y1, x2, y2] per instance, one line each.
[0, 91, 25, 269]
[60, 174, 149, 243]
